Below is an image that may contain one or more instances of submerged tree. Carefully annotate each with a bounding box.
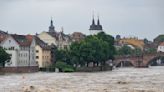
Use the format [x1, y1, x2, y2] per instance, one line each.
[0, 47, 11, 67]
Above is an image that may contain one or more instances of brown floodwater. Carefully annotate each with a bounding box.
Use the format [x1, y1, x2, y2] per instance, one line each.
[0, 66, 164, 92]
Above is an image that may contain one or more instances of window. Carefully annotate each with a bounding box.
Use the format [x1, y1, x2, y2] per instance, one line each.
[36, 50, 39, 53]
[36, 56, 39, 59]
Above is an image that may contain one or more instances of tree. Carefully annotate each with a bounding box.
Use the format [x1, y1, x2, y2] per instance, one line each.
[69, 32, 115, 68]
[134, 48, 142, 56]
[154, 35, 164, 44]
[0, 47, 11, 67]
[116, 45, 133, 56]
[54, 32, 116, 71]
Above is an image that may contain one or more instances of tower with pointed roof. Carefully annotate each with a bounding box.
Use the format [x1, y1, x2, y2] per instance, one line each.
[89, 15, 103, 35]
[49, 19, 55, 32]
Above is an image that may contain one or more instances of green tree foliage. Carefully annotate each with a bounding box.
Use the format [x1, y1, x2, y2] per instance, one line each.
[116, 45, 142, 56]
[55, 61, 74, 72]
[0, 47, 11, 67]
[116, 45, 133, 55]
[154, 35, 164, 44]
[55, 32, 115, 70]
[145, 48, 156, 54]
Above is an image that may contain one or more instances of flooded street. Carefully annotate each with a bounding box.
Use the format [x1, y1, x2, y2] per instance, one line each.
[0, 66, 164, 92]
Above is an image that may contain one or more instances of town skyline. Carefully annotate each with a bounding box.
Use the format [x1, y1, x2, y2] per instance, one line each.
[0, 0, 164, 41]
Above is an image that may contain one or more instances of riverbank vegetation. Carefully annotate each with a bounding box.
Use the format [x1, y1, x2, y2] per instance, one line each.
[54, 32, 115, 72]
[0, 47, 11, 67]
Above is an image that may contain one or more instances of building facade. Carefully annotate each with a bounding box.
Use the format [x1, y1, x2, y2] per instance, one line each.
[0, 34, 38, 72]
[157, 42, 164, 52]
[38, 20, 71, 49]
[71, 32, 85, 42]
[117, 37, 145, 50]
[35, 36, 51, 68]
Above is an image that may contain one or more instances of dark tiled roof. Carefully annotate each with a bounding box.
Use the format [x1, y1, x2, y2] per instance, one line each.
[47, 31, 71, 41]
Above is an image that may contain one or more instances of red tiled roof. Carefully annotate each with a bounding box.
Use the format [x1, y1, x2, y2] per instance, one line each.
[0, 30, 8, 42]
[159, 42, 164, 46]
[11, 34, 33, 46]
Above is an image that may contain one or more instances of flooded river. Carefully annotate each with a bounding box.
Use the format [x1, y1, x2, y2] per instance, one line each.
[0, 66, 164, 92]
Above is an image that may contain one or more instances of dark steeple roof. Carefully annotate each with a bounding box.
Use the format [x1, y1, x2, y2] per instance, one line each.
[49, 19, 55, 32]
[89, 15, 103, 30]
[96, 16, 102, 30]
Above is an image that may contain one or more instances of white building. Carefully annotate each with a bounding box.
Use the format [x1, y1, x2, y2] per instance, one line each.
[89, 16, 103, 35]
[0, 34, 38, 72]
[157, 42, 164, 52]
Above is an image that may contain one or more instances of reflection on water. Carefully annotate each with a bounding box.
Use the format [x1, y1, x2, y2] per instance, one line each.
[0, 66, 164, 92]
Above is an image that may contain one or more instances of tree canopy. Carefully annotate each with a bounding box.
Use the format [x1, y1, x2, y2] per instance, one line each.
[55, 32, 115, 69]
[0, 47, 11, 67]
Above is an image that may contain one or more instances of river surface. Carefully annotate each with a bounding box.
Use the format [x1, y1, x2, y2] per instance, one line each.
[0, 66, 164, 92]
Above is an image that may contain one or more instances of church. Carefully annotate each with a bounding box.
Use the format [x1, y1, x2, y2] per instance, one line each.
[89, 16, 103, 35]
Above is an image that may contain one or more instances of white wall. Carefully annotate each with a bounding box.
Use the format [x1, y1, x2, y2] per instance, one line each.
[157, 46, 164, 52]
[90, 30, 103, 35]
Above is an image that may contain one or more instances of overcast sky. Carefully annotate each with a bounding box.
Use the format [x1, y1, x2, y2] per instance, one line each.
[0, 0, 164, 40]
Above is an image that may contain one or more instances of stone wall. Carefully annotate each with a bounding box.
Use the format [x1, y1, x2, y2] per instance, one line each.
[76, 66, 113, 72]
[0, 66, 39, 73]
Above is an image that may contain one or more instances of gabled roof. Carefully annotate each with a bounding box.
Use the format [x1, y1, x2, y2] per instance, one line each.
[10, 34, 33, 46]
[35, 36, 51, 50]
[0, 30, 8, 42]
[47, 31, 71, 41]
[0, 30, 7, 34]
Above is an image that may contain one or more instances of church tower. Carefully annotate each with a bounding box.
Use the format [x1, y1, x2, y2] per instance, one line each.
[49, 19, 55, 32]
[89, 15, 103, 35]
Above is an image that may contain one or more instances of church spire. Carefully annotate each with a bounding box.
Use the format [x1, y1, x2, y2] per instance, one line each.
[51, 18, 53, 26]
[49, 18, 55, 32]
[92, 14, 95, 25]
[97, 15, 100, 25]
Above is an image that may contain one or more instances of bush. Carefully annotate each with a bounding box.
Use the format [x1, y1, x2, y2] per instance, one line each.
[63, 67, 74, 72]
[55, 61, 74, 72]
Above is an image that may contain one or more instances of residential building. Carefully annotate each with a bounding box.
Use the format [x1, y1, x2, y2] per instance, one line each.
[71, 32, 85, 42]
[35, 36, 51, 68]
[157, 42, 164, 52]
[0, 34, 38, 73]
[154, 35, 164, 45]
[0, 30, 8, 43]
[117, 37, 145, 50]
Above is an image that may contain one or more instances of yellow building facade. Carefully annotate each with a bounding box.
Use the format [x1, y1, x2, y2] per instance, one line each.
[119, 38, 145, 50]
[35, 37, 51, 68]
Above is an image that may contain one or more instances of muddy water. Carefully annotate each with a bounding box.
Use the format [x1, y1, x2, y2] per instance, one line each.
[0, 66, 164, 92]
